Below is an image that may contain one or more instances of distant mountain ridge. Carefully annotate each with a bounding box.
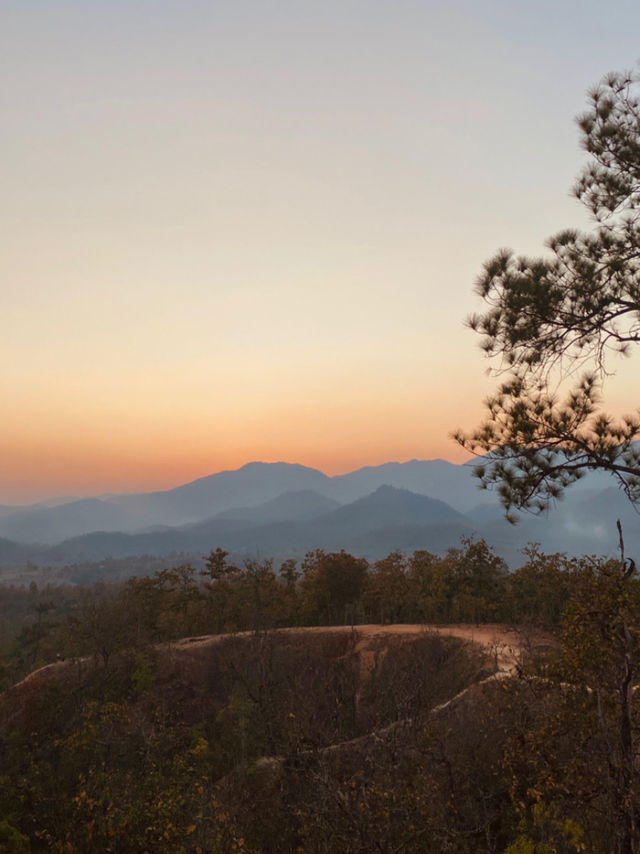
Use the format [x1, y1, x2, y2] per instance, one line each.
[0, 459, 489, 544]
[34, 485, 476, 564]
[0, 460, 636, 569]
[0, 499, 135, 544]
[316, 485, 470, 531]
[112, 462, 332, 527]
[213, 489, 341, 524]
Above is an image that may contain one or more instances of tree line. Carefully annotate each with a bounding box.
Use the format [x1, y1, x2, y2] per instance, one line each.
[0, 538, 610, 686]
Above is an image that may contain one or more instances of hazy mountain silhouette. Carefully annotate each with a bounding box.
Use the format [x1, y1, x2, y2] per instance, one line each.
[29, 485, 473, 563]
[110, 462, 331, 527]
[0, 505, 21, 518]
[327, 459, 494, 510]
[0, 498, 136, 545]
[183, 485, 475, 560]
[477, 486, 638, 568]
[0, 460, 489, 544]
[213, 489, 341, 524]
[1, 460, 636, 568]
[0, 536, 41, 563]
[311, 485, 470, 533]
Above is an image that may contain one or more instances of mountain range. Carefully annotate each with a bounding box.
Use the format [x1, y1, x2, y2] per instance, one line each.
[0, 460, 636, 570]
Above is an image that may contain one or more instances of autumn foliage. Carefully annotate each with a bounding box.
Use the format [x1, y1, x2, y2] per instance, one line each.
[0, 538, 638, 852]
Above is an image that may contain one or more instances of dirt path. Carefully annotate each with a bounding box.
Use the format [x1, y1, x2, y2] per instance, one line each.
[348, 623, 524, 676]
[11, 622, 537, 694]
[173, 622, 528, 677]
[7, 622, 546, 784]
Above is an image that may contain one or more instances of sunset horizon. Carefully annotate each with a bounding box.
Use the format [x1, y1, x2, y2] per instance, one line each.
[1, 446, 476, 507]
[4, 1, 639, 507]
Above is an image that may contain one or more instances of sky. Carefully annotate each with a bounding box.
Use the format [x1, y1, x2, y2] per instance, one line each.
[2, 0, 640, 504]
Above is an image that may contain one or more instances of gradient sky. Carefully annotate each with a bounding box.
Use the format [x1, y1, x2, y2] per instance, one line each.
[3, 0, 640, 504]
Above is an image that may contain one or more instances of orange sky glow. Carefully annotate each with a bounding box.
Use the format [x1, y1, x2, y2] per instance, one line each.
[3, 1, 640, 505]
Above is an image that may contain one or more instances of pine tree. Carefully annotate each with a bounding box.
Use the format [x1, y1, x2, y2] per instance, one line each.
[456, 69, 640, 519]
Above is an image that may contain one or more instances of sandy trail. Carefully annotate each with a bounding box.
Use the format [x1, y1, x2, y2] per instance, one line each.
[7, 622, 542, 782]
[11, 622, 533, 693]
[173, 622, 527, 677]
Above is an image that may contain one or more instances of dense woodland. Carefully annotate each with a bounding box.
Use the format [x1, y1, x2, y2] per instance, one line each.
[0, 539, 639, 853]
[0, 540, 593, 685]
